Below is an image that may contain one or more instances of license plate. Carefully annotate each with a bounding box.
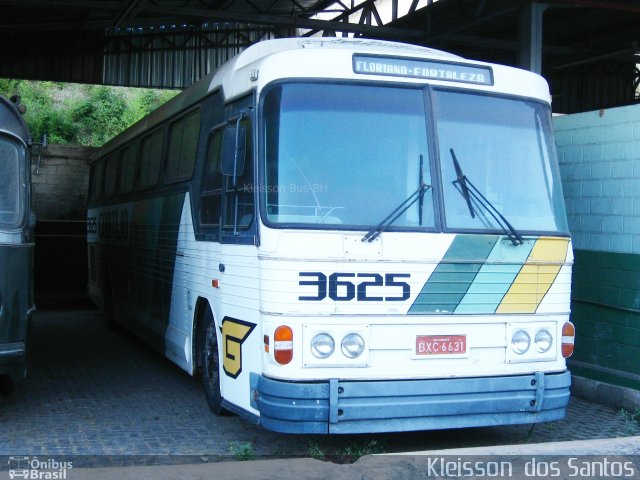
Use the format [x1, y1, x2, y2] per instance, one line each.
[416, 335, 467, 356]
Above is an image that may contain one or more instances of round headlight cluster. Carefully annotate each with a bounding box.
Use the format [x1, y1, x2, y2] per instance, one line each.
[534, 329, 553, 353]
[310, 332, 365, 359]
[510, 329, 554, 355]
[511, 330, 531, 354]
[341, 333, 365, 358]
[310, 333, 335, 359]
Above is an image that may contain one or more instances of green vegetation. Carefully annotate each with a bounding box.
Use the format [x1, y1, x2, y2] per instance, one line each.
[0, 79, 178, 147]
[307, 440, 326, 460]
[229, 441, 255, 461]
[307, 438, 385, 463]
[620, 408, 640, 435]
[335, 439, 385, 462]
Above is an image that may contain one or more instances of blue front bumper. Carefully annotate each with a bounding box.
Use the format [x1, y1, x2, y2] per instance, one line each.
[250, 371, 571, 434]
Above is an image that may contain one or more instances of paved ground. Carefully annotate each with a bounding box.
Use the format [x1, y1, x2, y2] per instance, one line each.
[0, 308, 638, 467]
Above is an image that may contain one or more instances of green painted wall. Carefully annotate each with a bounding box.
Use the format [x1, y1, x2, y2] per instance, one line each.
[555, 105, 640, 392]
[570, 249, 640, 389]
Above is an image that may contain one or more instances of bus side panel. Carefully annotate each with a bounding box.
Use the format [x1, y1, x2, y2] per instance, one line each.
[166, 193, 220, 372]
[167, 194, 261, 415]
[0, 243, 34, 381]
[88, 192, 186, 353]
[215, 242, 261, 415]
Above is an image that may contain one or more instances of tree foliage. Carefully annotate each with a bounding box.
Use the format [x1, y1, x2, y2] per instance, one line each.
[0, 80, 178, 147]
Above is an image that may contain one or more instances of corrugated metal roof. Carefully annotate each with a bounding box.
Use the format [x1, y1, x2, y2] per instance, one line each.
[103, 24, 278, 88]
[0, 0, 637, 112]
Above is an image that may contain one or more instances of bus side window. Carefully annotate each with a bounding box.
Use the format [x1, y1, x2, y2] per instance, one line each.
[166, 109, 201, 184]
[138, 129, 163, 190]
[119, 141, 139, 194]
[200, 131, 223, 232]
[103, 154, 118, 199]
[90, 160, 105, 201]
[222, 118, 254, 232]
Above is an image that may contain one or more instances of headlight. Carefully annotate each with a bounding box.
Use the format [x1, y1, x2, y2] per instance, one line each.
[341, 333, 365, 359]
[311, 333, 335, 359]
[534, 329, 553, 353]
[511, 330, 530, 355]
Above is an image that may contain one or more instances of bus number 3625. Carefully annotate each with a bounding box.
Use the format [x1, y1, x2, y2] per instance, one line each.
[298, 272, 410, 302]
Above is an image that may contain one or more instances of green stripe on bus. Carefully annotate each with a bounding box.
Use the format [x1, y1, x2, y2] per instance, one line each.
[454, 238, 535, 314]
[409, 235, 498, 314]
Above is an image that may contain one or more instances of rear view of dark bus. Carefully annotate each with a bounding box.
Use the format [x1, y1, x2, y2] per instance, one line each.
[0, 95, 34, 391]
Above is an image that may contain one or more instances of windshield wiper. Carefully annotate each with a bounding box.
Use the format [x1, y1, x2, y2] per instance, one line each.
[449, 148, 524, 246]
[450, 148, 476, 219]
[362, 155, 431, 243]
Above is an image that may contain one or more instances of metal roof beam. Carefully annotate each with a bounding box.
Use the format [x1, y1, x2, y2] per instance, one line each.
[0, 0, 118, 10]
[543, 0, 640, 15]
[113, 0, 148, 28]
[440, 33, 590, 56]
[0, 0, 423, 39]
[423, 4, 519, 43]
[552, 44, 639, 70]
[143, 5, 424, 39]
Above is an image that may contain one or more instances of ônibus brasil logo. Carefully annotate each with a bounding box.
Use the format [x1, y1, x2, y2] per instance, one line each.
[8, 457, 73, 479]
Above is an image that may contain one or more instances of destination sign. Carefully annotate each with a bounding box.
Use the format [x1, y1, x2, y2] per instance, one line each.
[353, 54, 493, 86]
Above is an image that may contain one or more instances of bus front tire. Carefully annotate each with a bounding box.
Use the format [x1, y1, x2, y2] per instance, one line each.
[0, 375, 14, 395]
[200, 309, 228, 415]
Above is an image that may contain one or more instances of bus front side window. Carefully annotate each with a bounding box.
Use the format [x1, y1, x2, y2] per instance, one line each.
[0, 136, 24, 228]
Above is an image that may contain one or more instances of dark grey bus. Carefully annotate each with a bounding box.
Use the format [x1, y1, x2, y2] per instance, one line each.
[0, 95, 34, 390]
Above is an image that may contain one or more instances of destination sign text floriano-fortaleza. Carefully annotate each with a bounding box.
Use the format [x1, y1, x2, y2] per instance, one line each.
[353, 54, 494, 86]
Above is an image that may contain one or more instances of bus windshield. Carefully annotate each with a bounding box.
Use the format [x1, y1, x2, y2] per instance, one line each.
[262, 82, 568, 235]
[433, 90, 568, 235]
[262, 83, 436, 229]
[0, 135, 25, 229]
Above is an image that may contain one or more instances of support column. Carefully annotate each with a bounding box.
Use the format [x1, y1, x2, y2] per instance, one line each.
[518, 1, 547, 74]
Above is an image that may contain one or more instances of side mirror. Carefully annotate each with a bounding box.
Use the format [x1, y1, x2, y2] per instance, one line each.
[221, 124, 246, 179]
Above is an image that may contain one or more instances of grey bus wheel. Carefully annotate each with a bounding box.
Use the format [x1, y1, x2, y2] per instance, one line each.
[200, 309, 228, 415]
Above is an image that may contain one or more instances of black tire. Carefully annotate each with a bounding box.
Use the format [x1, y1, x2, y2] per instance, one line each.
[0, 375, 14, 395]
[200, 308, 228, 415]
[102, 276, 119, 330]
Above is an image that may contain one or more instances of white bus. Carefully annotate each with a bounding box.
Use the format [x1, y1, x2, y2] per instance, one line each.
[87, 37, 575, 434]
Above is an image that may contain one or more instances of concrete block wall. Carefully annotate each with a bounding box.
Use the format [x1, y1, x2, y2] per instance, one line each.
[556, 106, 640, 253]
[554, 105, 640, 391]
[31, 144, 95, 221]
[30, 144, 95, 303]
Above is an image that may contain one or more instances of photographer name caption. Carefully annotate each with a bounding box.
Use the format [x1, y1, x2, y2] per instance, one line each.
[423, 456, 639, 478]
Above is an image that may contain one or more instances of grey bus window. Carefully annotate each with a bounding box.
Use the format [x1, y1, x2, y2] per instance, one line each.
[222, 118, 253, 231]
[103, 155, 118, 199]
[166, 109, 201, 184]
[119, 142, 139, 194]
[221, 125, 246, 177]
[90, 160, 105, 201]
[138, 129, 163, 189]
[0, 137, 23, 227]
[200, 131, 223, 227]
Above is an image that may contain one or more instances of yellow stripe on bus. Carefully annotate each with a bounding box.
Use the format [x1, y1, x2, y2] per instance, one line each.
[496, 237, 570, 314]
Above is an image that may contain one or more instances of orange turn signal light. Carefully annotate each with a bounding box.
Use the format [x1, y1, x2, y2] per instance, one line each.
[561, 321, 575, 358]
[274, 325, 293, 365]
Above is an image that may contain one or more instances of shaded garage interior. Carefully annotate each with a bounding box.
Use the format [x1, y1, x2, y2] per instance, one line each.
[1, 0, 637, 304]
[0, 0, 638, 407]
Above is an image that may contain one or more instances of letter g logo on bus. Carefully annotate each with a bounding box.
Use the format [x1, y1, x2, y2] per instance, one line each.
[221, 317, 256, 379]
